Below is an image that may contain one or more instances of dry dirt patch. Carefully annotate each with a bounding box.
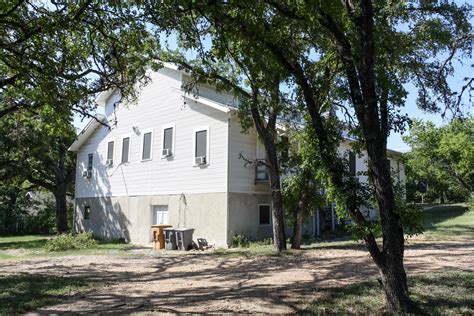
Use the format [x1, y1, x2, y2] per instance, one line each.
[1, 239, 472, 314]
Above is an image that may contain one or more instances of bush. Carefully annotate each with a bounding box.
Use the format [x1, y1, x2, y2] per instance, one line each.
[231, 233, 251, 248]
[45, 232, 97, 252]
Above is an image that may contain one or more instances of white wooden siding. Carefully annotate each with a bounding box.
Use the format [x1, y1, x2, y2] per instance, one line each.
[228, 117, 271, 194]
[75, 68, 229, 198]
[182, 75, 238, 107]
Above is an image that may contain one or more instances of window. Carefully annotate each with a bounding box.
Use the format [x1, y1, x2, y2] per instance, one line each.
[259, 205, 271, 225]
[193, 126, 209, 165]
[121, 137, 130, 163]
[142, 131, 153, 161]
[161, 124, 175, 157]
[195, 130, 207, 157]
[87, 153, 93, 170]
[255, 160, 269, 181]
[386, 159, 391, 173]
[84, 206, 90, 220]
[348, 151, 356, 176]
[106, 141, 114, 165]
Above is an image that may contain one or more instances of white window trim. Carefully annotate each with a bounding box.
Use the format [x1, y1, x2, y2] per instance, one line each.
[258, 204, 272, 226]
[140, 128, 154, 162]
[192, 125, 210, 166]
[105, 137, 115, 167]
[161, 123, 176, 159]
[120, 134, 132, 164]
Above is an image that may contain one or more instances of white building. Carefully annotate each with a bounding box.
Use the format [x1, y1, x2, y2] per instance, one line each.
[69, 64, 405, 246]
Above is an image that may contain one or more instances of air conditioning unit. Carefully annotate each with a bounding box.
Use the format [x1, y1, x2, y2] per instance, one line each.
[195, 156, 206, 165]
[82, 170, 92, 178]
[162, 148, 172, 157]
[105, 159, 113, 166]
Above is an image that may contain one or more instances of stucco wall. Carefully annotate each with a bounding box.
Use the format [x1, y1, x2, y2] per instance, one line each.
[227, 193, 273, 241]
[75, 192, 228, 246]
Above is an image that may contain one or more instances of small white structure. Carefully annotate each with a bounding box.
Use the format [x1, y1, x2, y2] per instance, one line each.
[69, 64, 405, 246]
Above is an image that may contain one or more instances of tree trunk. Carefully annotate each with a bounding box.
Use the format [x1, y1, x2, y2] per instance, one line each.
[264, 136, 287, 252]
[250, 102, 287, 252]
[270, 185, 287, 251]
[291, 206, 304, 249]
[367, 140, 412, 311]
[54, 191, 68, 234]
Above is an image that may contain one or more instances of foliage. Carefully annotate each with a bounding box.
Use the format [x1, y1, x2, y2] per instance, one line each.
[44, 232, 97, 252]
[0, 182, 30, 235]
[403, 118, 473, 203]
[0, 105, 77, 233]
[231, 233, 251, 248]
[0, 1, 156, 118]
[306, 271, 474, 314]
[0, 274, 96, 314]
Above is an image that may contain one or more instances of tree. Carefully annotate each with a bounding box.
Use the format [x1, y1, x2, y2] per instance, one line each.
[0, 1, 156, 119]
[140, 1, 471, 311]
[404, 118, 473, 201]
[0, 106, 76, 233]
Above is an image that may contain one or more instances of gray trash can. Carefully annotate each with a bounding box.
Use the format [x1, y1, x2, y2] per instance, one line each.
[164, 228, 177, 250]
[175, 228, 194, 251]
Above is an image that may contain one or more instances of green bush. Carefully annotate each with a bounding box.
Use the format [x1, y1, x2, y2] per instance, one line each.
[231, 233, 251, 248]
[45, 232, 97, 252]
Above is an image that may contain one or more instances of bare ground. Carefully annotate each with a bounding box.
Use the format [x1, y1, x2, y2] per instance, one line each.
[1, 239, 473, 314]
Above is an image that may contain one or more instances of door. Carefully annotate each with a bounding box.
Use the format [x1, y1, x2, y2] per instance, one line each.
[152, 205, 169, 225]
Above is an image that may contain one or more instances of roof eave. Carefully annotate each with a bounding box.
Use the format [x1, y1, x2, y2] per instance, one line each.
[68, 114, 106, 152]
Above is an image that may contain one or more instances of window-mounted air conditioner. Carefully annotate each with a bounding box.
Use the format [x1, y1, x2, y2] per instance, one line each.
[195, 156, 206, 165]
[162, 148, 172, 157]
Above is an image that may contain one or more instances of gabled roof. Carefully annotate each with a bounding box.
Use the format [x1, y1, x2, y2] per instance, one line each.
[69, 114, 106, 152]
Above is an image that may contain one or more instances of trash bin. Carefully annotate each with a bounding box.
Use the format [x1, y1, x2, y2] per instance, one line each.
[164, 228, 177, 250]
[151, 224, 172, 250]
[175, 228, 194, 251]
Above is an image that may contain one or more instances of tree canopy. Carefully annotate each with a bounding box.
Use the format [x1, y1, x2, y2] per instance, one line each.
[404, 118, 473, 201]
[0, 1, 156, 119]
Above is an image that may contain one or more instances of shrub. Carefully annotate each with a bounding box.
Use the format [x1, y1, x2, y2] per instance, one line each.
[45, 232, 97, 252]
[231, 233, 250, 248]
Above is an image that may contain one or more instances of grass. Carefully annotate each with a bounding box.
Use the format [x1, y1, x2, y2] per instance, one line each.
[0, 235, 50, 250]
[306, 271, 474, 314]
[0, 273, 97, 314]
[421, 204, 474, 240]
[0, 235, 136, 261]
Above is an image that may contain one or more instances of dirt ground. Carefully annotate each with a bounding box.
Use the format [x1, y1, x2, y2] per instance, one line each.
[1, 238, 472, 314]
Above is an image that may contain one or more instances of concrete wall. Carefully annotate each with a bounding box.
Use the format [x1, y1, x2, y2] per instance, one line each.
[75, 192, 228, 246]
[227, 193, 272, 241]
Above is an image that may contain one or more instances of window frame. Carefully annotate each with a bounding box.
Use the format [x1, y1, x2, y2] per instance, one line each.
[105, 138, 115, 166]
[348, 151, 356, 177]
[258, 204, 271, 226]
[192, 125, 210, 166]
[161, 123, 176, 159]
[140, 129, 154, 162]
[121, 134, 131, 164]
[84, 205, 91, 220]
[87, 153, 93, 171]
